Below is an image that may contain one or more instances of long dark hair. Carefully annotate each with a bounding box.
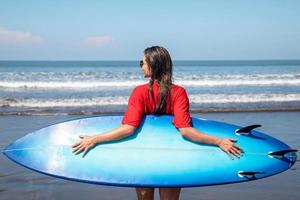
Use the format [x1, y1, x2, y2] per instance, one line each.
[144, 46, 173, 114]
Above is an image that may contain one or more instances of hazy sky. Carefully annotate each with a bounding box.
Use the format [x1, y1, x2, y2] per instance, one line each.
[0, 0, 299, 60]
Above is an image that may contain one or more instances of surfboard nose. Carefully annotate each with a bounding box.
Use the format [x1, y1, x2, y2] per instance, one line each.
[2, 136, 37, 165]
[2, 146, 8, 157]
[2, 142, 21, 167]
[2, 142, 14, 157]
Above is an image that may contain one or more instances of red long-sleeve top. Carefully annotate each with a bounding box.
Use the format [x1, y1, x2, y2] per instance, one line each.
[121, 81, 192, 128]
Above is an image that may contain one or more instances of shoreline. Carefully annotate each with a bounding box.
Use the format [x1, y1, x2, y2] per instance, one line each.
[1, 108, 300, 116]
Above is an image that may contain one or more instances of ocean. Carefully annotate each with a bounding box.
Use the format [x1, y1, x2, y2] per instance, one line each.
[1, 60, 299, 199]
[0, 60, 300, 115]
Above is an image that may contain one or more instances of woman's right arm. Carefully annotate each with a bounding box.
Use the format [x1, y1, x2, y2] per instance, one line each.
[72, 86, 144, 157]
[178, 127, 243, 159]
[93, 124, 136, 143]
[72, 124, 136, 157]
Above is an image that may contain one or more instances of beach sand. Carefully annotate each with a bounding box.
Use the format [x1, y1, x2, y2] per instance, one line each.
[0, 112, 299, 200]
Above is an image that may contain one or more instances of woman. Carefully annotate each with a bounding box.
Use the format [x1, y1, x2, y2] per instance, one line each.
[72, 46, 243, 200]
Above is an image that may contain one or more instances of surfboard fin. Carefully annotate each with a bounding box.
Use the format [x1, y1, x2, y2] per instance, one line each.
[268, 149, 298, 164]
[235, 125, 266, 139]
[238, 171, 264, 180]
[235, 125, 261, 135]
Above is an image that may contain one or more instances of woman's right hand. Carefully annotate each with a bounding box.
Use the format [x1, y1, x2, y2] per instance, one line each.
[217, 138, 244, 159]
[72, 135, 98, 158]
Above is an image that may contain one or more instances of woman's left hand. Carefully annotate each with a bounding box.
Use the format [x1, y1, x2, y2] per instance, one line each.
[72, 135, 97, 158]
[218, 138, 244, 159]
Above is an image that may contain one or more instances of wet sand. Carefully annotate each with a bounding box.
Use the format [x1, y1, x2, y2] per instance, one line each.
[0, 112, 299, 200]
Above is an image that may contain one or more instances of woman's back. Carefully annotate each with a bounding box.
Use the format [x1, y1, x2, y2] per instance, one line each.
[122, 81, 192, 129]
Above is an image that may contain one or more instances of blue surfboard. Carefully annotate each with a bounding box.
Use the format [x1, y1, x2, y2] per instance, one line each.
[2, 115, 297, 187]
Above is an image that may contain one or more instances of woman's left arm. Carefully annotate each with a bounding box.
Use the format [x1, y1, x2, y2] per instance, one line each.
[72, 124, 136, 157]
[179, 127, 243, 159]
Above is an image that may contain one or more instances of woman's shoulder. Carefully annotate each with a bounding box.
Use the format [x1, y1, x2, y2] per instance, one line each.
[134, 83, 149, 91]
[171, 83, 189, 100]
[131, 83, 149, 96]
[172, 83, 186, 93]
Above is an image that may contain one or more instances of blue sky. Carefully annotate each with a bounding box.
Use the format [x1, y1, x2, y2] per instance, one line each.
[0, 0, 299, 60]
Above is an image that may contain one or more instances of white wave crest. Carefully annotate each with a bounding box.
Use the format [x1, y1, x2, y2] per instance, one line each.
[1, 94, 300, 108]
[0, 81, 146, 89]
[0, 79, 300, 89]
[189, 94, 300, 103]
[0, 96, 129, 107]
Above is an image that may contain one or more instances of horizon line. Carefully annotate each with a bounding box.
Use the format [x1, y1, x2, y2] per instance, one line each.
[0, 59, 300, 62]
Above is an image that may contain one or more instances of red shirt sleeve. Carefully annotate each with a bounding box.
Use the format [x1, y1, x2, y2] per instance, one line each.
[172, 88, 192, 128]
[121, 87, 144, 127]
